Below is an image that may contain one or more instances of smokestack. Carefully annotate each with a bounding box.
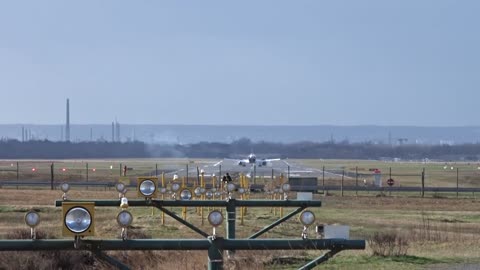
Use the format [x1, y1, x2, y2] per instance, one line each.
[115, 120, 120, 142]
[66, 98, 70, 142]
[112, 122, 115, 142]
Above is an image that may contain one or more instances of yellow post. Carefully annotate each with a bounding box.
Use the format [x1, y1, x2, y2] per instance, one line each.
[161, 194, 165, 225]
[201, 172, 205, 225]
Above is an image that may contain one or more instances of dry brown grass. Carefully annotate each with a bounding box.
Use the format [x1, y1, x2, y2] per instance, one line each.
[1, 189, 480, 269]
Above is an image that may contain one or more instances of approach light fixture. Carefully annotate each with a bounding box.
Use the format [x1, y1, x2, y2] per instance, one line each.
[226, 183, 236, 192]
[214, 191, 221, 197]
[200, 187, 206, 194]
[299, 210, 316, 227]
[159, 187, 167, 194]
[171, 183, 181, 192]
[206, 190, 213, 199]
[194, 187, 202, 197]
[180, 189, 193, 201]
[60, 182, 70, 193]
[24, 210, 40, 228]
[281, 183, 291, 192]
[117, 210, 133, 228]
[208, 210, 224, 227]
[137, 177, 158, 198]
[25, 210, 40, 239]
[62, 202, 95, 236]
[238, 187, 245, 194]
[173, 174, 179, 181]
[115, 182, 126, 193]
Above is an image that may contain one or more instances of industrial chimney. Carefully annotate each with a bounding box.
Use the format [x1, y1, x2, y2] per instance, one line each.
[66, 98, 70, 142]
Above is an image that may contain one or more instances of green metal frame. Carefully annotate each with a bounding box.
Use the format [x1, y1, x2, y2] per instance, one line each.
[0, 199, 364, 270]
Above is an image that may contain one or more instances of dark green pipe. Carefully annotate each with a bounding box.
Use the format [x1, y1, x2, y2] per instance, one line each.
[0, 239, 365, 251]
[153, 203, 209, 238]
[298, 249, 341, 270]
[94, 250, 131, 270]
[54, 199, 322, 208]
[249, 207, 305, 239]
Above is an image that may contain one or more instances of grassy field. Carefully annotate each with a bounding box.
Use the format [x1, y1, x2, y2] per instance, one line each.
[1, 159, 480, 269]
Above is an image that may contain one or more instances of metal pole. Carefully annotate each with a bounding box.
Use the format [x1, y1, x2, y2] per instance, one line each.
[287, 165, 290, 180]
[208, 240, 224, 270]
[355, 166, 358, 196]
[456, 167, 459, 198]
[119, 163, 122, 177]
[249, 207, 305, 239]
[16, 162, 19, 190]
[421, 168, 425, 198]
[322, 166, 325, 195]
[86, 163, 89, 182]
[389, 167, 392, 196]
[341, 170, 344, 197]
[50, 163, 54, 190]
[299, 249, 341, 270]
[155, 164, 158, 177]
[186, 164, 189, 186]
[226, 199, 236, 257]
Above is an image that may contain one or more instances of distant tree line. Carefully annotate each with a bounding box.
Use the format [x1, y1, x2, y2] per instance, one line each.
[0, 138, 479, 160]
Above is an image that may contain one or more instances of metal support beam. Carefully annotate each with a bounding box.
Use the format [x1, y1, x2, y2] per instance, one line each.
[208, 238, 223, 270]
[298, 249, 341, 270]
[55, 199, 322, 208]
[94, 250, 131, 270]
[0, 239, 365, 251]
[153, 202, 210, 238]
[249, 207, 305, 239]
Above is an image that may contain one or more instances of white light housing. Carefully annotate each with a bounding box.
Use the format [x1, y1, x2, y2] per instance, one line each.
[60, 182, 70, 193]
[139, 180, 156, 196]
[194, 187, 202, 197]
[24, 210, 40, 228]
[173, 174, 179, 180]
[171, 183, 180, 192]
[282, 183, 291, 192]
[300, 210, 315, 227]
[226, 183, 236, 192]
[180, 189, 192, 201]
[200, 187, 206, 194]
[208, 210, 224, 227]
[206, 190, 213, 199]
[238, 187, 245, 194]
[115, 183, 126, 193]
[200, 169, 205, 174]
[117, 210, 133, 228]
[214, 191, 221, 197]
[65, 207, 92, 233]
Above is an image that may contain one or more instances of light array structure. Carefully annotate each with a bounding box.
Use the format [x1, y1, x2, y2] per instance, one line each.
[1, 175, 365, 270]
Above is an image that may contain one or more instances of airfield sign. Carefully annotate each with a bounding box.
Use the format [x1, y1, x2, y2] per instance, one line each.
[387, 178, 394, 186]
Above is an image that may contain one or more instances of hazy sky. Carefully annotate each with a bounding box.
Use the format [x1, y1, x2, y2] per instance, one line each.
[0, 1, 478, 126]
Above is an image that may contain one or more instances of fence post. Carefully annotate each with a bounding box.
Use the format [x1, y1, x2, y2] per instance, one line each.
[456, 167, 459, 198]
[119, 163, 122, 176]
[355, 166, 358, 196]
[50, 163, 54, 190]
[341, 170, 344, 197]
[421, 168, 425, 198]
[322, 166, 325, 195]
[16, 162, 19, 190]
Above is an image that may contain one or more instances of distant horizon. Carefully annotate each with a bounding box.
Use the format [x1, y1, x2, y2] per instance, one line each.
[2, 123, 480, 128]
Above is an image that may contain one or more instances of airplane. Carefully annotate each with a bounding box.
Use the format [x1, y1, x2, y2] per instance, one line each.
[234, 153, 280, 167]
